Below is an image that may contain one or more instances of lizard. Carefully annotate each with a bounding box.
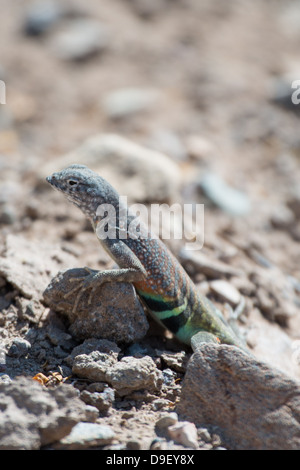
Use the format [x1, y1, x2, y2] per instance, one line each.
[46, 164, 248, 353]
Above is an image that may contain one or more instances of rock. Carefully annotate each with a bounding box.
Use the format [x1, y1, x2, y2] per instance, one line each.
[80, 387, 115, 415]
[160, 350, 190, 373]
[250, 266, 299, 325]
[287, 192, 300, 220]
[167, 421, 199, 449]
[0, 345, 6, 372]
[185, 135, 216, 161]
[72, 350, 118, 382]
[209, 280, 241, 306]
[50, 19, 109, 61]
[200, 172, 251, 216]
[245, 308, 300, 380]
[23, 0, 63, 36]
[66, 338, 120, 367]
[177, 343, 300, 450]
[45, 325, 74, 350]
[43, 268, 149, 344]
[102, 87, 161, 119]
[83, 405, 99, 423]
[7, 337, 31, 358]
[54, 422, 115, 449]
[106, 355, 163, 397]
[270, 204, 295, 229]
[0, 376, 86, 450]
[126, 440, 141, 450]
[179, 248, 242, 278]
[147, 129, 187, 162]
[42, 133, 181, 204]
[128, 0, 167, 18]
[0, 234, 76, 301]
[155, 412, 178, 435]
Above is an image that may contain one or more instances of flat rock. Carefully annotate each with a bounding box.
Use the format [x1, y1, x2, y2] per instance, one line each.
[177, 343, 300, 450]
[43, 268, 149, 344]
[0, 234, 76, 301]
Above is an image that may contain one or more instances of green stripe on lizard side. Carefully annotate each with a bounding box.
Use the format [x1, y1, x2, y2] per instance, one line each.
[139, 292, 189, 333]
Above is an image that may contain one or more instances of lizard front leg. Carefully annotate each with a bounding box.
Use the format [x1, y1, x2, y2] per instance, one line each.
[64, 240, 147, 312]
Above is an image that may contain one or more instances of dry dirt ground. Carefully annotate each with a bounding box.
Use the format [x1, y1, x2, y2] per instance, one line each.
[0, 0, 300, 450]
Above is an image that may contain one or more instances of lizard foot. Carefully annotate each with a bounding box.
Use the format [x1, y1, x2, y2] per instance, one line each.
[64, 267, 104, 312]
[190, 331, 221, 352]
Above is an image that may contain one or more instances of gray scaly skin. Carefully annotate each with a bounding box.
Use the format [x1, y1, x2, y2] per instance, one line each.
[46, 164, 248, 352]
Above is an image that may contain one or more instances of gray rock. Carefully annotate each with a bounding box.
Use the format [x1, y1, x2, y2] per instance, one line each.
[43, 268, 149, 344]
[209, 280, 241, 306]
[66, 338, 120, 367]
[168, 421, 199, 449]
[177, 343, 300, 450]
[106, 355, 163, 397]
[7, 337, 31, 358]
[83, 405, 99, 423]
[41, 133, 181, 204]
[0, 376, 86, 450]
[24, 0, 63, 36]
[80, 387, 114, 414]
[72, 350, 118, 382]
[102, 87, 160, 119]
[155, 412, 178, 434]
[54, 422, 115, 449]
[0, 234, 76, 301]
[0, 345, 6, 372]
[147, 129, 187, 162]
[50, 19, 109, 61]
[128, 0, 167, 18]
[200, 172, 251, 216]
[46, 325, 73, 349]
[160, 350, 190, 373]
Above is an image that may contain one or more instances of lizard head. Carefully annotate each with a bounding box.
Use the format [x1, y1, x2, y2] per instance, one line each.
[46, 164, 119, 220]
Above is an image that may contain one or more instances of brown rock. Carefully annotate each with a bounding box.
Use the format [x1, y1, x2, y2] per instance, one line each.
[43, 268, 149, 344]
[177, 343, 300, 450]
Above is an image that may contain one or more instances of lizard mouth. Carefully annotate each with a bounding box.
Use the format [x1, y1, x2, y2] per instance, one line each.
[46, 174, 61, 191]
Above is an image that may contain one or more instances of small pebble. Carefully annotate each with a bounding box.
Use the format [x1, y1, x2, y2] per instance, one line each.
[168, 421, 199, 449]
[126, 440, 141, 450]
[102, 87, 160, 119]
[155, 412, 178, 432]
[83, 405, 99, 423]
[210, 280, 241, 306]
[8, 337, 31, 358]
[23, 0, 63, 36]
[50, 19, 109, 61]
[200, 172, 251, 216]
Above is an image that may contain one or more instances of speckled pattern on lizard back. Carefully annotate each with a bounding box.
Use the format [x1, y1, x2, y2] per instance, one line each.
[46, 164, 248, 352]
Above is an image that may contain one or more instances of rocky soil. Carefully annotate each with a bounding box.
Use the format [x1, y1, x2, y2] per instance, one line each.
[1, 0, 300, 450]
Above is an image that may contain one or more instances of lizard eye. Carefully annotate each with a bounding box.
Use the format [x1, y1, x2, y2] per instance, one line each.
[68, 179, 78, 186]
